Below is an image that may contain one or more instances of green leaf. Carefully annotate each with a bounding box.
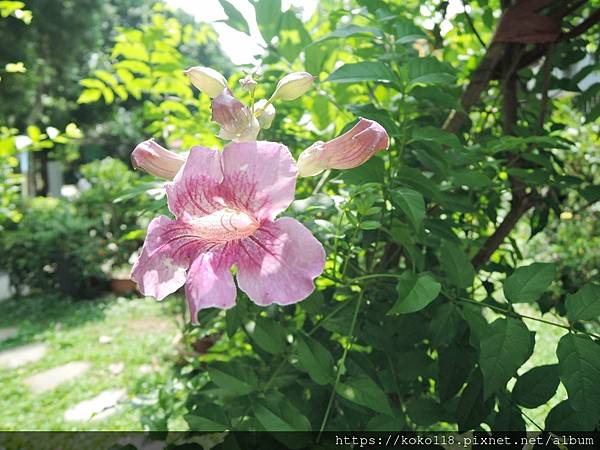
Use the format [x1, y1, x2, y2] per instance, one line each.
[339, 155, 385, 185]
[503, 262, 556, 303]
[437, 345, 477, 401]
[218, 0, 250, 34]
[440, 241, 475, 289]
[411, 125, 462, 149]
[208, 361, 258, 396]
[253, 0, 281, 42]
[366, 414, 405, 431]
[493, 399, 525, 431]
[428, 303, 463, 348]
[295, 333, 334, 385]
[254, 397, 311, 431]
[388, 272, 441, 315]
[391, 188, 425, 231]
[394, 18, 427, 44]
[479, 318, 533, 399]
[77, 89, 102, 104]
[184, 409, 230, 431]
[310, 25, 381, 47]
[405, 398, 444, 426]
[556, 334, 600, 420]
[566, 283, 600, 322]
[251, 317, 287, 354]
[545, 400, 597, 431]
[336, 376, 393, 415]
[512, 364, 560, 408]
[406, 57, 455, 87]
[456, 369, 494, 432]
[327, 61, 394, 84]
[277, 10, 311, 62]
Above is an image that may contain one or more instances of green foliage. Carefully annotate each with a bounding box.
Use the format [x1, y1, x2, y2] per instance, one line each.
[145, 0, 600, 434]
[0, 197, 106, 297]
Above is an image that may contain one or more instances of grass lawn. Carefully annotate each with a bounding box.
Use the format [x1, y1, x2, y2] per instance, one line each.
[0, 294, 183, 431]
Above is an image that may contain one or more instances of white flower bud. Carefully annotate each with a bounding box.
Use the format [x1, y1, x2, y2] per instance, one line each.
[254, 99, 276, 129]
[184, 66, 228, 98]
[239, 75, 258, 92]
[271, 72, 315, 101]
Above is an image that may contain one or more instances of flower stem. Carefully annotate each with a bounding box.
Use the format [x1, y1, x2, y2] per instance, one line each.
[317, 290, 364, 438]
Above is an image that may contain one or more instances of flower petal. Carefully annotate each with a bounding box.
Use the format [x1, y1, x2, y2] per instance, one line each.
[220, 141, 297, 221]
[186, 250, 236, 324]
[297, 117, 389, 177]
[166, 146, 224, 218]
[131, 139, 186, 180]
[131, 216, 189, 300]
[236, 217, 325, 306]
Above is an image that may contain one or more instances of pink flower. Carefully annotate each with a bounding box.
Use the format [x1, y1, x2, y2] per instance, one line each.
[131, 139, 186, 180]
[212, 89, 260, 142]
[297, 118, 389, 177]
[131, 141, 326, 323]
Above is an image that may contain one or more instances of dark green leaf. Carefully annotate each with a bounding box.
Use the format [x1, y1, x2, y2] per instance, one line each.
[366, 414, 405, 431]
[479, 318, 533, 399]
[184, 409, 230, 431]
[339, 156, 385, 184]
[493, 401, 526, 431]
[254, 397, 311, 431]
[556, 334, 600, 420]
[327, 61, 394, 83]
[393, 19, 427, 44]
[391, 188, 425, 231]
[251, 317, 287, 354]
[406, 398, 444, 426]
[208, 361, 258, 397]
[456, 369, 494, 432]
[503, 262, 556, 303]
[566, 283, 600, 322]
[295, 333, 334, 385]
[512, 364, 560, 408]
[428, 303, 463, 348]
[440, 240, 475, 289]
[545, 400, 598, 431]
[388, 272, 441, 314]
[437, 345, 477, 401]
[336, 376, 393, 415]
[406, 57, 455, 86]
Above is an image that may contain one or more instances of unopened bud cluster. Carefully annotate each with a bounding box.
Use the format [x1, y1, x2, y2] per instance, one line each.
[184, 66, 315, 143]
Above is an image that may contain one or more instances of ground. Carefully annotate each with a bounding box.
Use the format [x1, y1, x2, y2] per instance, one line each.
[0, 294, 184, 431]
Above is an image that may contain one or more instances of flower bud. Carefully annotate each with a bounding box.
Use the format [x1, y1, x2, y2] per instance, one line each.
[297, 118, 389, 177]
[184, 66, 228, 98]
[254, 99, 276, 129]
[239, 74, 257, 92]
[212, 89, 260, 142]
[272, 72, 315, 101]
[131, 139, 187, 180]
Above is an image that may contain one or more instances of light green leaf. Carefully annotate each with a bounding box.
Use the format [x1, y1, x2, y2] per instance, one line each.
[440, 240, 475, 288]
[77, 89, 102, 104]
[253, 0, 281, 42]
[503, 262, 556, 303]
[327, 61, 394, 84]
[218, 0, 250, 34]
[391, 187, 425, 231]
[388, 272, 441, 315]
[479, 317, 533, 399]
[309, 25, 381, 47]
[566, 283, 600, 322]
[556, 334, 600, 419]
[512, 364, 560, 408]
